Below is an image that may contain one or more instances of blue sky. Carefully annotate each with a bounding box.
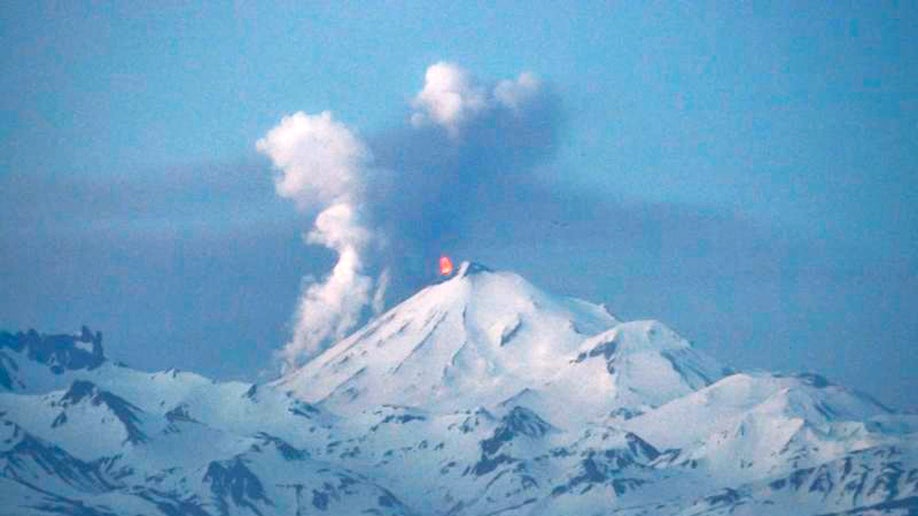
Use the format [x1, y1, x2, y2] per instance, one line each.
[1, 2, 916, 407]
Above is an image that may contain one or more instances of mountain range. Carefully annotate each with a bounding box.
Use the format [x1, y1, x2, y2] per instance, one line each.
[1, 262, 915, 515]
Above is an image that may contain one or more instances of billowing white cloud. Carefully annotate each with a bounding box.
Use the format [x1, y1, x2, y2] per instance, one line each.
[255, 111, 370, 209]
[257, 112, 375, 368]
[306, 201, 370, 250]
[411, 63, 543, 136]
[410, 62, 487, 135]
[494, 72, 540, 112]
[282, 203, 373, 367]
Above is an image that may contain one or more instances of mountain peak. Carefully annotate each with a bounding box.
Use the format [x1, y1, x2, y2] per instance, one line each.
[454, 260, 492, 278]
[0, 328, 105, 390]
[277, 264, 619, 414]
[561, 320, 725, 411]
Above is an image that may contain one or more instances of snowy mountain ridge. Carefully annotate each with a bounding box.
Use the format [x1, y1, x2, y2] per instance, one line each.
[1, 262, 915, 515]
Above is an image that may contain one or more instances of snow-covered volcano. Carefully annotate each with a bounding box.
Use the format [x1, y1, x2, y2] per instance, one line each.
[278, 262, 727, 426]
[1, 263, 916, 515]
[276, 262, 618, 413]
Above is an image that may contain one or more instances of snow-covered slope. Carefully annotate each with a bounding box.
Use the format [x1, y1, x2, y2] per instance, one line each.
[1, 263, 915, 515]
[275, 262, 619, 414]
[0, 330, 412, 516]
[510, 319, 728, 427]
[625, 372, 896, 485]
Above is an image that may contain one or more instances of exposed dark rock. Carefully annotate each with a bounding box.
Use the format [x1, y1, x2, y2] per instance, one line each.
[204, 456, 272, 515]
[164, 404, 196, 424]
[58, 381, 147, 444]
[0, 421, 121, 494]
[0, 327, 105, 381]
[253, 432, 309, 460]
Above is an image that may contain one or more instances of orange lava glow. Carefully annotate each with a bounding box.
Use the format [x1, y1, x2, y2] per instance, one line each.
[439, 255, 454, 276]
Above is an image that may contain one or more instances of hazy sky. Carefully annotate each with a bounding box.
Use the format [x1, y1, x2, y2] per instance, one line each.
[1, 3, 915, 408]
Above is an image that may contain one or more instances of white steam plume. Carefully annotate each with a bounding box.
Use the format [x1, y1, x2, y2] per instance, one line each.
[493, 72, 541, 112]
[256, 111, 376, 369]
[411, 62, 541, 135]
[257, 111, 368, 209]
[410, 62, 487, 135]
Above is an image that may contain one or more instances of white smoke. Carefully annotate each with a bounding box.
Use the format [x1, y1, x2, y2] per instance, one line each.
[411, 62, 541, 135]
[256, 111, 375, 368]
[284, 202, 373, 367]
[493, 72, 541, 112]
[256, 111, 369, 209]
[371, 268, 390, 315]
[410, 62, 487, 135]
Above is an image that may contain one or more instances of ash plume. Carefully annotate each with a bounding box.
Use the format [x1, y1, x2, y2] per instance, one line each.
[258, 62, 560, 368]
